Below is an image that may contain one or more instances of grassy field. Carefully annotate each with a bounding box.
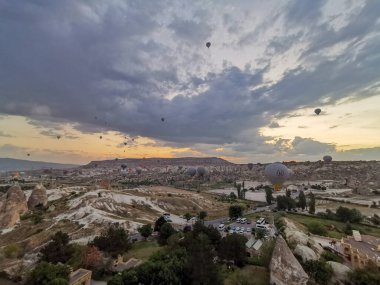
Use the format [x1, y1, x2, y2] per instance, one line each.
[223, 265, 269, 285]
[124, 241, 160, 261]
[286, 213, 380, 239]
[316, 200, 380, 216]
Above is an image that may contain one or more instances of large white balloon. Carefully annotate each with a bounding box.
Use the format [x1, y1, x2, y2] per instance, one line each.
[264, 163, 290, 191]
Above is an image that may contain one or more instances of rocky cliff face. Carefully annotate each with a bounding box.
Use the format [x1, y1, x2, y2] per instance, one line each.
[270, 235, 309, 285]
[27, 183, 48, 208]
[0, 185, 28, 229]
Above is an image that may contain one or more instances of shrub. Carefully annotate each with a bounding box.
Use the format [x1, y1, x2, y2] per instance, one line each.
[303, 260, 333, 285]
[4, 243, 22, 258]
[321, 251, 343, 263]
[306, 222, 328, 236]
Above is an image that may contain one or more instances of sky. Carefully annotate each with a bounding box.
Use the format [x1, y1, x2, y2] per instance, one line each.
[0, 0, 380, 164]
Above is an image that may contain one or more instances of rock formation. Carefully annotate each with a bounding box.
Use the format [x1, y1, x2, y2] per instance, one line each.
[294, 244, 318, 262]
[0, 185, 28, 229]
[284, 218, 323, 255]
[28, 183, 48, 208]
[270, 235, 309, 285]
[327, 261, 351, 285]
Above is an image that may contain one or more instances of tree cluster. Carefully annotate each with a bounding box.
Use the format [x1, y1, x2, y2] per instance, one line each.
[40, 231, 75, 264]
[317, 206, 362, 223]
[91, 226, 132, 257]
[228, 205, 244, 218]
[28, 261, 71, 285]
[276, 195, 296, 211]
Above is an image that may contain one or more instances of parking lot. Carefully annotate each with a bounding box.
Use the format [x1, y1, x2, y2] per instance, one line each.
[213, 216, 276, 238]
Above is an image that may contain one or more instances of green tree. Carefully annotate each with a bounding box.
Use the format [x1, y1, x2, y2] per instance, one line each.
[91, 226, 131, 257]
[349, 262, 380, 285]
[107, 274, 123, 285]
[122, 269, 139, 285]
[28, 261, 70, 285]
[229, 192, 237, 199]
[199, 211, 208, 221]
[40, 231, 75, 264]
[236, 183, 242, 199]
[309, 192, 316, 214]
[192, 221, 221, 248]
[255, 228, 267, 240]
[303, 260, 333, 285]
[218, 233, 248, 267]
[344, 222, 353, 235]
[158, 223, 176, 246]
[184, 212, 192, 222]
[154, 216, 167, 231]
[186, 233, 222, 285]
[138, 224, 153, 240]
[336, 206, 362, 223]
[265, 188, 273, 205]
[298, 190, 307, 210]
[286, 189, 291, 197]
[229, 205, 244, 218]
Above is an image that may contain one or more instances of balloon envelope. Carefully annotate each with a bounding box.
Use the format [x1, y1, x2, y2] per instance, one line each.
[197, 166, 207, 177]
[206, 42, 211, 48]
[264, 163, 289, 191]
[187, 167, 197, 177]
[247, 163, 253, 170]
[323, 155, 332, 163]
[314, 108, 321, 115]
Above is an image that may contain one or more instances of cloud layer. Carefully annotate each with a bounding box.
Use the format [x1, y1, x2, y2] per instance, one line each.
[0, 0, 379, 161]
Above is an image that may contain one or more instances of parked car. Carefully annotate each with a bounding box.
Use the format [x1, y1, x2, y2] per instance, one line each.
[246, 227, 251, 232]
[229, 229, 234, 234]
[236, 218, 241, 223]
[218, 224, 225, 231]
[239, 228, 245, 234]
[240, 218, 247, 224]
[246, 220, 251, 224]
[235, 227, 240, 231]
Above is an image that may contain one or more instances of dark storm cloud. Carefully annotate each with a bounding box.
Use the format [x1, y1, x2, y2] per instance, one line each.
[0, 0, 379, 160]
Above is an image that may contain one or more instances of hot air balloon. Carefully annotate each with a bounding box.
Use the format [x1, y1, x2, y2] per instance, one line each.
[323, 155, 332, 163]
[124, 142, 127, 146]
[161, 117, 165, 122]
[27, 153, 30, 157]
[121, 164, 127, 170]
[178, 166, 183, 171]
[314, 108, 321, 115]
[197, 166, 207, 177]
[57, 135, 61, 139]
[187, 167, 197, 177]
[247, 163, 253, 170]
[99, 136, 102, 139]
[206, 42, 211, 48]
[264, 162, 289, 191]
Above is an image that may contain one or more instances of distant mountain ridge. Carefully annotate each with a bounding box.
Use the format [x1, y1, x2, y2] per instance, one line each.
[0, 158, 78, 172]
[83, 157, 235, 168]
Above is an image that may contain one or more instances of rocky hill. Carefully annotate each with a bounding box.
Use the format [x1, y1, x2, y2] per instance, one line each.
[0, 158, 78, 172]
[82, 157, 234, 169]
